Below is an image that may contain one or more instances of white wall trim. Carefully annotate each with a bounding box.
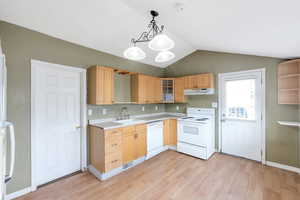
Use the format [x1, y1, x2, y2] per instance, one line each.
[218, 68, 266, 164]
[266, 161, 300, 174]
[5, 187, 33, 200]
[30, 59, 87, 190]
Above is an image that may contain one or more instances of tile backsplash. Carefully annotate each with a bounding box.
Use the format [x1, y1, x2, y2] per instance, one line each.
[87, 104, 167, 120]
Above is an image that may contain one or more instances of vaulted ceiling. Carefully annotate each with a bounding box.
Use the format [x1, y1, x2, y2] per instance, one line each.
[1, 0, 299, 68]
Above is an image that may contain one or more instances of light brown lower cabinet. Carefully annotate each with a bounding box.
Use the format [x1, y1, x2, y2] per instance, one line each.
[163, 119, 177, 146]
[89, 126, 123, 173]
[122, 124, 147, 164]
[90, 124, 147, 174]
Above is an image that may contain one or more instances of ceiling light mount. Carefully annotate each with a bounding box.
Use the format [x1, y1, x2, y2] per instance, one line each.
[124, 10, 175, 62]
[131, 10, 164, 45]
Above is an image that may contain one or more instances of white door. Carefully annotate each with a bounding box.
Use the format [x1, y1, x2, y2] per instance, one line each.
[32, 61, 81, 186]
[220, 70, 263, 162]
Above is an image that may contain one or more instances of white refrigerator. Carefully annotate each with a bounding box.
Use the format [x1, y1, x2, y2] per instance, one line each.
[0, 55, 15, 200]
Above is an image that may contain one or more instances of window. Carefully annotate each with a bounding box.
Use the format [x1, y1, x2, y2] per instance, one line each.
[225, 79, 255, 120]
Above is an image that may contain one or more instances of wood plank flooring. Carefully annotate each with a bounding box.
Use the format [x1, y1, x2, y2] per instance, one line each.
[17, 151, 300, 200]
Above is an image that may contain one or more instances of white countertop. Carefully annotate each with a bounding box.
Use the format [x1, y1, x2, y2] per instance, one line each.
[89, 112, 185, 130]
[278, 121, 300, 127]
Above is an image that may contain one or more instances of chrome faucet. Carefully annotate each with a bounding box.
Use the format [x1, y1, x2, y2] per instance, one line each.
[117, 107, 130, 120]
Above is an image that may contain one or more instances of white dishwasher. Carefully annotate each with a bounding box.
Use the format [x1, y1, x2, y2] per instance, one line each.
[146, 121, 164, 160]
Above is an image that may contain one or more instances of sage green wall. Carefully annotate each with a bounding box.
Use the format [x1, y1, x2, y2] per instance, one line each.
[0, 20, 165, 194]
[165, 50, 300, 168]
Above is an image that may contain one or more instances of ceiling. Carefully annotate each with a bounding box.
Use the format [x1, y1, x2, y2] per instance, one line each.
[1, 0, 299, 68]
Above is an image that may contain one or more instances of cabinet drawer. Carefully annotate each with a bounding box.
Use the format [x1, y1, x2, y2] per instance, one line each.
[106, 137, 122, 154]
[105, 152, 122, 172]
[105, 128, 122, 137]
[135, 124, 146, 130]
[123, 126, 135, 133]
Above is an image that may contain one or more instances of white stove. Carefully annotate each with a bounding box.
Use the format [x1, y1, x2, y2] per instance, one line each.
[177, 108, 215, 160]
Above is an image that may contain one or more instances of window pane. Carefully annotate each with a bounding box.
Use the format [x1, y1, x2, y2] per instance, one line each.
[225, 79, 255, 120]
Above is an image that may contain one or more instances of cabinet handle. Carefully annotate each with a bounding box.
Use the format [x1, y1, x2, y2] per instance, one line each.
[111, 143, 118, 147]
[134, 134, 138, 139]
[111, 160, 118, 163]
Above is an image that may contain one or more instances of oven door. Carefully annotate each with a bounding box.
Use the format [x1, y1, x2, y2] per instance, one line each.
[178, 121, 208, 147]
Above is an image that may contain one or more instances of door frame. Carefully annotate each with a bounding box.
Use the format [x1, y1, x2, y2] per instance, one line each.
[218, 68, 266, 164]
[30, 59, 87, 190]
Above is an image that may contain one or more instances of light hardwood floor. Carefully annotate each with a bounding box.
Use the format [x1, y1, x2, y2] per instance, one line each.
[17, 151, 300, 200]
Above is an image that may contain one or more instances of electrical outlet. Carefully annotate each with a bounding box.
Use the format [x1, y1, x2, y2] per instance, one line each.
[155, 106, 158, 111]
[102, 109, 107, 115]
[212, 102, 218, 108]
[176, 106, 179, 111]
[88, 109, 93, 116]
[142, 106, 145, 112]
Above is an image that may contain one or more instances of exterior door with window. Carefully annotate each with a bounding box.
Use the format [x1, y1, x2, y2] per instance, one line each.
[220, 70, 262, 162]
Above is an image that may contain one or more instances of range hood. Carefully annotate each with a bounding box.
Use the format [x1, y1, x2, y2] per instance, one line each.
[184, 88, 214, 95]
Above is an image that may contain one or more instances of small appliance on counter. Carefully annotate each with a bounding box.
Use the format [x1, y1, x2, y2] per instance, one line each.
[177, 107, 215, 160]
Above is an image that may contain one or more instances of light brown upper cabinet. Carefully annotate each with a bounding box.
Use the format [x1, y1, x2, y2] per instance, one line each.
[184, 73, 214, 89]
[278, 59, 300, 104]
[87, 66, 114, 105]
[174, 77, 185, 103]
[131, 74, 162, 104]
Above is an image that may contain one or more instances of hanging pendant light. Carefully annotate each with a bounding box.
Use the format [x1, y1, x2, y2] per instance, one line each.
[123, 46, 146, 61]
[155, 51, 175, 63]
[123, 10, 175, 62]
[148, 34, 175, 51]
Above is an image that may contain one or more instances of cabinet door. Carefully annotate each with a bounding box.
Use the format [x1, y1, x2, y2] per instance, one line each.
[184, 76, 192, 89]
[87, 66, 114, 105]
[175, 77, 185, 103]
[163, 120, 170, 145]
[196, 73, 214, 89]
[122, 130, 136, 164]
[135, 127, 147, 158]
[169, 119, 177, 145]
[147, 76, 155, 103]
[102, 68, 114, 104]
[191, 75, 199, 89]
[154, 78, 162, 103]
[138, 75, 148, 104]
[163, 119, 177, 146]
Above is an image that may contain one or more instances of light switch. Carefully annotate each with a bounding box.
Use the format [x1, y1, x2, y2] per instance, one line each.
[102, 109, 107, 115]
[88, 109, 93, 116]
[176, 106, 179, 111]
[155, 106, 158, 111]
[142, 106, 145, 111]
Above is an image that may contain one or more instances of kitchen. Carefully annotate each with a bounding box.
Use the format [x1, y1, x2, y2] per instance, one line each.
[87, 66, 216, 180]
[1, 1, 300, 200]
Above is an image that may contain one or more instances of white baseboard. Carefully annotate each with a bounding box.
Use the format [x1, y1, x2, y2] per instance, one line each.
[266, 161, 300, 174]
[5, 187, 33, 200]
